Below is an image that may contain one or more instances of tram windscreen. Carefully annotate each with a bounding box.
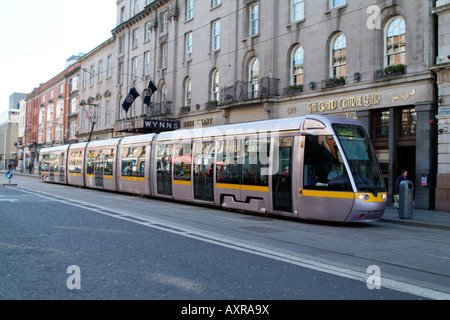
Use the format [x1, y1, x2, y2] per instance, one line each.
[333, 124, 386, 194]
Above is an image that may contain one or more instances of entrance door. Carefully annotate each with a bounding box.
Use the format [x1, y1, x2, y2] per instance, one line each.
[193, 141, 215, 202]
[272, 137, 293, 212]
[396, 146, 416, 188]
[94, 151, 104, 188]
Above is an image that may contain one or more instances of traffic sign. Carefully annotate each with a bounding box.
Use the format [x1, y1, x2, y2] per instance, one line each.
[6, 171, 13, 179]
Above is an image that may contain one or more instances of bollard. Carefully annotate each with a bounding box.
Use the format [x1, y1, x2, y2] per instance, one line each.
[398, 180, 414, 219]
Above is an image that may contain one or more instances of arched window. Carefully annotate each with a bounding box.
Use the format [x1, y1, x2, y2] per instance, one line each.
[291, 45, 304, 85]
[211, 69, 220, 101]
[386, 16, 406, 66]
[248, 58, 260, 98]
[331, 33, 346, 78]
[184, 77, 192, 107]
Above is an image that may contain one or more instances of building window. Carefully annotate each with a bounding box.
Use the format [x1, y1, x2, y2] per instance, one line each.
[71, 98, 77, 114]
[132, 57, 138, 80]
[118, 62, 124, 84]
[291, 0, 304, 23]
[186, 0, 194, 21]
[331, 33, 346, 78]
[374, 110, 390, 139]
[107, 56, 112, 78]
[162, 12, 169, 34]
[145, 22, 152, 42]
[211, 69, 220, 101]
[249, 57, 260, 98]
[184, 77, 192, 107]
[211, 0, 221, 9]
[144, 51, 151, 76]
[212, 20, 221, 51]
[330, 0, 345, 8]
[98, 60, 103, 83]
[249, 3, 259, 36]
[162, 43, 168, 69]
[105, 100, 110, 127]
[291, 45, 304, 85]
[89, 65, 95, 86]
[386, 16, 406, 67]
[119, 36, 125, 55]
[185, 32, 193, 61]
[132, 29, 139, 48]
[134, 0, 140, 15]
[398, 108, 416, 138]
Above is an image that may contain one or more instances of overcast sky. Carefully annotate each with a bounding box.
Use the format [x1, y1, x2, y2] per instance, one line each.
[0, 0, 116, 112]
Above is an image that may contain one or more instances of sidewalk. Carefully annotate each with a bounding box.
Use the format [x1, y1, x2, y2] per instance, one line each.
[382, 206, 450, 230]
[1, 169, 449, 229]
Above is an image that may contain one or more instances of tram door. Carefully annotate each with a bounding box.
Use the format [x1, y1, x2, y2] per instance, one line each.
[300, 135, 354, 221]
[272, 137, 293, 212]
[59, 152, 65, 183]
[193, 141, 215, 202]
[94, 151, 104, 188]
[156, 144, 173, 196]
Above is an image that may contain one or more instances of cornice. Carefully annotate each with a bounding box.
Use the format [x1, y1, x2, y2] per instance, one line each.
[112, 0, 172, 35]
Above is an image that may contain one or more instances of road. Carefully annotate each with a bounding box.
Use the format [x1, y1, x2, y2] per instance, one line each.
[1, 176, 449, 305]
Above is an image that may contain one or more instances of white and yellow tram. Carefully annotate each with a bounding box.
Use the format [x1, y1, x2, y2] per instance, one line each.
[39, 115, 387, 223]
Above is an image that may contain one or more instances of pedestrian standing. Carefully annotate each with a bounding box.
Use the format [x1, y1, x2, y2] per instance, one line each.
[394, 170, 408, 208]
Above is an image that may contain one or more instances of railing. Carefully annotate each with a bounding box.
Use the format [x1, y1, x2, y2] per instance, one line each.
[375, 64, 407, 80]
[321, 77, 346, 89]
[220, 77, 280, 105]
[150, 102, 172, 117]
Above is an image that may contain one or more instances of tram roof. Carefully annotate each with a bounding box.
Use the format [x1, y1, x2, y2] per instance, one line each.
[156, 115, 361, 142]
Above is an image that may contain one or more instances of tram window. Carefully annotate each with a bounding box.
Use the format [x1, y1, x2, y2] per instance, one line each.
[86, 151, 95, 175]
[40, 154, 50, 172]
[121, 146, 146, 177]
[242, 137, 270, 186]
[69, 151, 83, 174]
[104, 149, 114, 176]
[174, 143, 192, 181]
[303, 135, 351, 192]
[216, 139, 243, 184]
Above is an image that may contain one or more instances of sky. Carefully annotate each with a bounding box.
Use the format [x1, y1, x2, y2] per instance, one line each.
[0, 0, 116, 112]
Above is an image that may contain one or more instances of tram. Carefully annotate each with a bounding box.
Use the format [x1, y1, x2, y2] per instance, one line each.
[39, 115, 387, 223]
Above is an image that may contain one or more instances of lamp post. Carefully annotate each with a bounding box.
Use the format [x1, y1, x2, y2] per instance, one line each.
[80, 101, 97, 142]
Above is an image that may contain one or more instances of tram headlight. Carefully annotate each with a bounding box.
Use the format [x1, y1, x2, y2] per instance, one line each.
[358, 193, 370, 201]
[381, 193, 387, 201]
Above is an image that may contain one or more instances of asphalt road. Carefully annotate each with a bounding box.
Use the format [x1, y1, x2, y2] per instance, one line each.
[1, 176, 449, 305]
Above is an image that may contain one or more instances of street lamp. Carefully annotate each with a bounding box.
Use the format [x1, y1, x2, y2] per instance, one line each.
[80, 101, 97, 142]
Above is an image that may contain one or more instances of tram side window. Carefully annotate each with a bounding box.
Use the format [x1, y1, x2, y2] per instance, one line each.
[40, 154, 50, 172]
[69, 151, 83, 174]
[216, 139, 243, 184]
[122, 146, 146, 177]
[242, 137, 270, 186]
[174, 143, 192, 181]
[104, 149, 114, 176]
[303, 135, 352, 192]
[86, 151, 95, 175]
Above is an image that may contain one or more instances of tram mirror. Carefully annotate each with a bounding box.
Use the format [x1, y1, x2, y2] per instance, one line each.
[300, 129, 315, 136]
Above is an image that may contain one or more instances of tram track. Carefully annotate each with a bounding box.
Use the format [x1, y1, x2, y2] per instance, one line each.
[11, 183, 450, 299]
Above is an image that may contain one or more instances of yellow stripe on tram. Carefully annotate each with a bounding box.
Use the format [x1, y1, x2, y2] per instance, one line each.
[216, 183, 269, 193]
[302, 190, 355, 199]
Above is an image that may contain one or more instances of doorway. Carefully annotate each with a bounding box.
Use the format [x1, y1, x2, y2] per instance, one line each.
[396, 146, 415, 189]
